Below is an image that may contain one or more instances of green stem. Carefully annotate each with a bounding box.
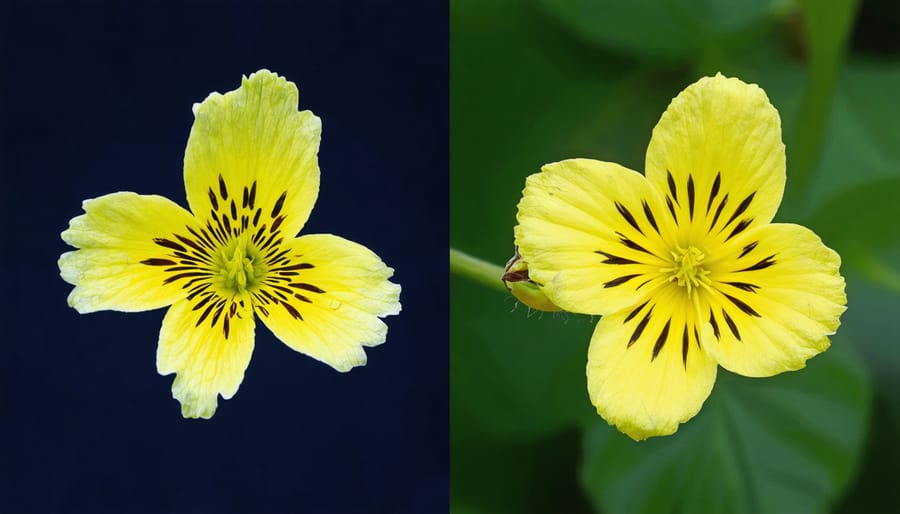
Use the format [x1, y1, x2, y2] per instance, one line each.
[450, 247, 507, 293]
[789, 0, 860, 209]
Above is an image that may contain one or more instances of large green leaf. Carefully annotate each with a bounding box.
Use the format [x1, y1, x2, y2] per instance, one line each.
[451, 0, 673, 261]
[452, 431, 592, 514]
[795, 64, 900, 514]
[787, 0, 860, 200]
[452, 277, 595, 441]
[806, 65, 900, 210]
[538, 0, 792, 62]
[838, 273, 900, 429]
[802, 67, 900, 298]
[809, 178, 900, 256]
[580, 340, 871, 514]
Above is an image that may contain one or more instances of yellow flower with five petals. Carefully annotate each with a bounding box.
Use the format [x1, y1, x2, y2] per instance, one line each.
[59, 70, 401, 418]
[514, 74, 846, 440]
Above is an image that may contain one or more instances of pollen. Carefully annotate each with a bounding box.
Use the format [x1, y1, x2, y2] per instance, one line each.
[665, 245, 711, 297]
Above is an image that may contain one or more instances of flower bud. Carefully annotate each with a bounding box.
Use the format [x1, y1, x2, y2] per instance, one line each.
[502, 248, 562, 312]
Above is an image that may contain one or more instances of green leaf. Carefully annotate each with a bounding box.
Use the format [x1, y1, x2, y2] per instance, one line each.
[580, 340, 871, 514]
[831, 276, 900, 514]
[538, 0, 791, 63]
[781, 0, 859, 205]
[806, 65, 900, 210]
[452, 431, 591, 514]
[537, 0, 706, 61]
[451, 0, 672, 262]
[809, 178, 900, 253]
[839, 273, 900, 429]
[451, 276, 596, 441]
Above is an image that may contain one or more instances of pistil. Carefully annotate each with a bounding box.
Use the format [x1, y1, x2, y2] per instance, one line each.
[663, 245, 712, 297]
[217, 234, 265, 294]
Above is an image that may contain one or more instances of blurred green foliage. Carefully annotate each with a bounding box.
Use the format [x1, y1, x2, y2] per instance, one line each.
[451, 0, 900, 512]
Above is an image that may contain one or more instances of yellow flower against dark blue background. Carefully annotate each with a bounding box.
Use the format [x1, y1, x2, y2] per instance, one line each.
[515, 74, 846, 440]
[59, 70, 401, 418]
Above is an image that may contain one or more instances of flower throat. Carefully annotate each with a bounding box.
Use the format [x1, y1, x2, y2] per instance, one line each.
[217, 234, 266, 293]
[666, 245, 710, 297]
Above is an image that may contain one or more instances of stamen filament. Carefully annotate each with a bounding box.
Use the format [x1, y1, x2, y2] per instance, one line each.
[662, 245, 712, 297]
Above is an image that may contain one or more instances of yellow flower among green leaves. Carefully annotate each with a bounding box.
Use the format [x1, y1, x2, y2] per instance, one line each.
[514, 74, 846, 440]
[59, 70, 401, 418]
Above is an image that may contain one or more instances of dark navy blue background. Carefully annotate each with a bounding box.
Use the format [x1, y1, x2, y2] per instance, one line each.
[0, 1, 447, 512]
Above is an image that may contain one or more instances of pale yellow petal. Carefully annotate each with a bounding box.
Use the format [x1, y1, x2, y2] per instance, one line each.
[258, 234, 400, 372]
[157, 297, 255, 419]
[703, 223, 846, 377]
[184, 69, 321, 240]
[587, 296, 718, 440]
[59, 192, 198, 313]
[645, 74, 786, 242]
[515, 158, 674, 315]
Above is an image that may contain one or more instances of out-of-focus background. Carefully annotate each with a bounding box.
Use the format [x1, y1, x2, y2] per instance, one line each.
[451, 0, 898, 513]
[0, 2, 447, 512]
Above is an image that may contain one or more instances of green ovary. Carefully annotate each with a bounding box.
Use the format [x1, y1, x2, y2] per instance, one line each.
[216, 234, 266, 293]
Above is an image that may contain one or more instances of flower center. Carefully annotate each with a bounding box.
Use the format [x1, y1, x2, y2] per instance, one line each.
[216, 234, 266, 293]
[665, 245, 711, 297]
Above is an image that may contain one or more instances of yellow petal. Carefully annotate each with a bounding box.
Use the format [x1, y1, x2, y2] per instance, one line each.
[515, 158, 674, 315]
[258, 234, 401, 372]
[702, 223, 846, 377]
[184, 69, 321, 240]
[157, 297, 256, 419]
[59, 192, 198, 313]
[645, 74, 786, 242]
[587, 297, 718, 440]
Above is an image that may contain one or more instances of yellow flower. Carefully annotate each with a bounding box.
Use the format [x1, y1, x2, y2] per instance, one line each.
[59, 70, 401, 419]
[514, 74, 846, 440]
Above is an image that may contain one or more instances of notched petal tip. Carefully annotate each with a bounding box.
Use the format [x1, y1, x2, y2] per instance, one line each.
[59, 251, 102, 314]
[259, 234, 399, 373]
[176, 391, 218, 420]
[157, 299, 256, 421]
[57, 250, 79, 283]
[184, 68, 323, 237]
[332, 351, 368, 373]
[382, 282, 403, 317]
[245, 68, 277, 82]
[57, 192, 198, 313]
[65, 290, 96, 315]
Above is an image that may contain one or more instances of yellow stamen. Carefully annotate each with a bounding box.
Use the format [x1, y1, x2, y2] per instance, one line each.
[218, 235, 265, 293]
[663, 246, 712, 296]
[660, 245, 713, 322]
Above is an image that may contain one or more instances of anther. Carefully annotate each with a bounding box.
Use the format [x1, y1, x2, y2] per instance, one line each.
[663, 245, 711, 297]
